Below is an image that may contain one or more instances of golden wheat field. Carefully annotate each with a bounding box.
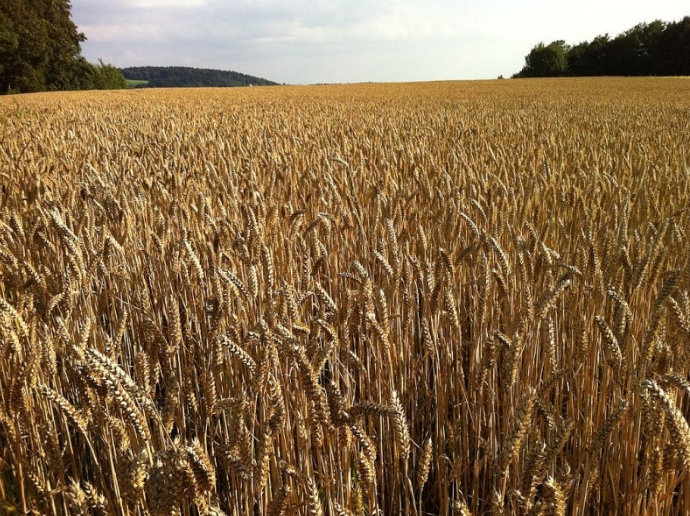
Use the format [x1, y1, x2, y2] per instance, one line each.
[1, 77, 690, 516]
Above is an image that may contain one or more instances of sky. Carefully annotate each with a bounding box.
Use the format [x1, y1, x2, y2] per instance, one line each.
[70, 0, 689, 85]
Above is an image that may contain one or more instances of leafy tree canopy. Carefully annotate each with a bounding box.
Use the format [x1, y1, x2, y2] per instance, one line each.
[514, 16, 690, 78]
[518, 40, 569, 77]
[0, 0, 126, 94]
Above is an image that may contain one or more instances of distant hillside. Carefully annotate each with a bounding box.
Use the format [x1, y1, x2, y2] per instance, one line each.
[119, 66, 279, 88]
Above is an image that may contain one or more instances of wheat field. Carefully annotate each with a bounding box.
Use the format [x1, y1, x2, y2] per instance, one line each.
[1, 78, 690, 515]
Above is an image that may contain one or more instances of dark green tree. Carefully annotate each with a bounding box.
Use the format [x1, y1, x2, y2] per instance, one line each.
[0, 0, 124, 93]
[567, 35, 610, 76]
[652, 17, 690, 75]
[517, 16, 690, 77]
[40, 0, 88, 90]
[0, 11, 19, 86]
[514, 40, 569, 77]
[608, 21, 666, 75]
[0, 0, 48, 92]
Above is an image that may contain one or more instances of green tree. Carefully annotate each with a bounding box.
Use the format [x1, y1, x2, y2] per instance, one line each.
[40, 0, 88, 90]
[656, 16, 690, 75]
[514, 40, 569, 78]
[567, 35, 610, 76]
[87, 59, 127, 90]
[0, 0, 47, 92]
[0, 0, 96, 93]
[607, 21, 667, 75]
[0, 11, 19, 86]
[518, 16, 690, 77]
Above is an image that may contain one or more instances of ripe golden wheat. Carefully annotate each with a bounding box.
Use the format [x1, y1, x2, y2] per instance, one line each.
[1, 77, 690, 515]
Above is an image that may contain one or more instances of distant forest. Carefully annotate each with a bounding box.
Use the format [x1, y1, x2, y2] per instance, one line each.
[515, 16, 690, 77]
[120, 66, 279, 88]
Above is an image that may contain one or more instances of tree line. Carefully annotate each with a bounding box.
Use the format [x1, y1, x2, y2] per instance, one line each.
[514, 16, 690, 78]
[121, 67, 278, 88]
[0, 0, 126, 94]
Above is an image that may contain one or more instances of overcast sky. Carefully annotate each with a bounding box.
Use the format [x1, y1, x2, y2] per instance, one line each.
[71, 0, 689, 84]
